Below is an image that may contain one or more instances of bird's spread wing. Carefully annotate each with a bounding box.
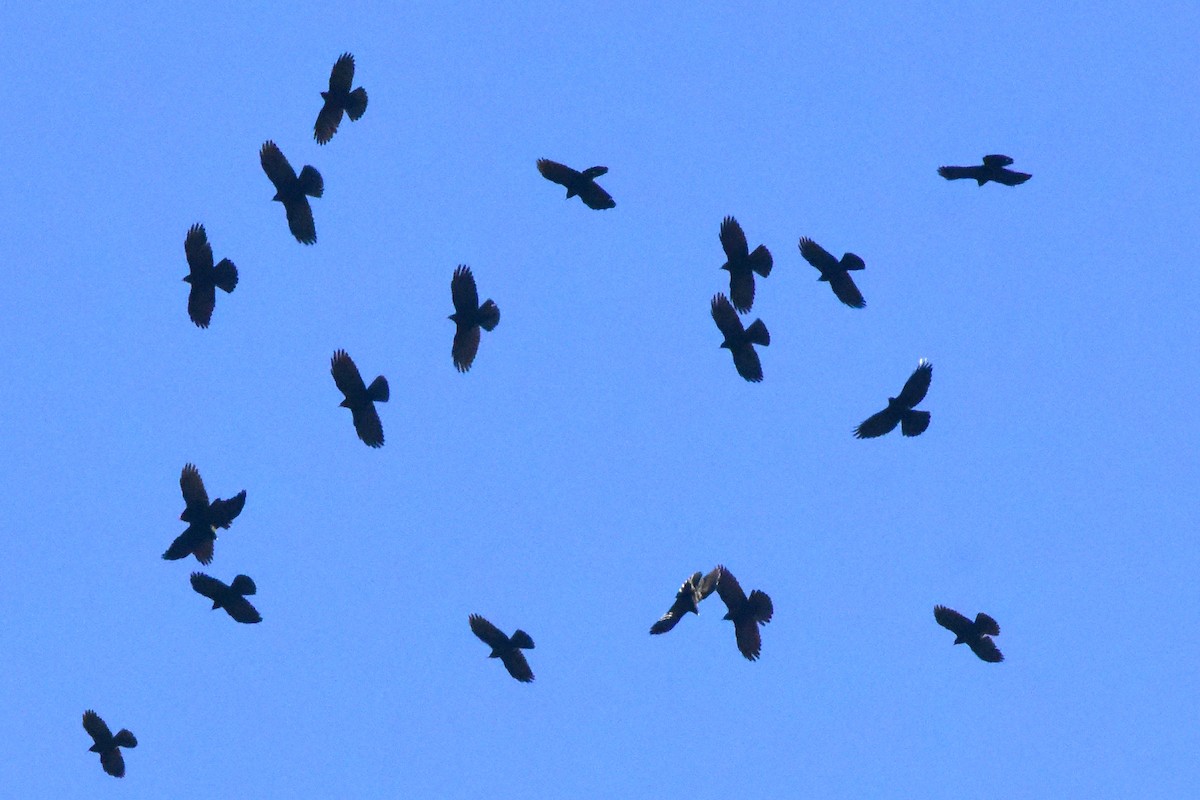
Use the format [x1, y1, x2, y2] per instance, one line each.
[994, 169, 1032, 186]
[163, 525, 214, 563]
[934, 605, 973, 638]
[537, 159, 577, 188]
[734, 618, 764, 660]
[190, 572, 226, 601]
[577, 181, 615, 210]
[696, 568, 720, 600]
[184, 223, 212, 274]
[937, 165, 979, 181]
[829, 272, 865, 308]
[209, 490, 246, 529]
[314, 102, 344, 145]
[452, 325, 481, 373]
[731, 344, 764, 383]
[500, 650, 535, 682]
[224, 595, 263, 624]
[710, 293, 744, 339]
[83, 710, 112, 744]
[260, 141, 297, 190]
[982, 154, 1014, 167]
[283, 196, 317, 245]
[897, 359, 932, 407]
[331, 350, 366, 397]
[351, 405, 384, 448]
[714, 565, 747, 610]
[799, 237, 839, 273]
[969, 636, 1004, 663]
[853, 407, 900, 439]
[328, 52, 355, 93]
[451, 265, 479, 315]
[180, 464, 209, 510]
[100, 747, 126, 778]
[469, 614, 509, 650]
[188, 283, 216, 328]
[720, 216, 748, 261]
[649, 573, 701, 634]
[729, 269, 755, 314]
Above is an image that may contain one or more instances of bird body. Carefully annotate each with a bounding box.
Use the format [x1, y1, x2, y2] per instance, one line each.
[331, 350, 388, 447]
[934, 605, 1003, 662]
[854, 359, 932, 438]
[938, 154, 1031, 186]
[182, 223, 238, 328]
[719, 216, 773, 313]
[260, 141, 323, 244]
[469, 614, 535, 682]
[190, 572, 262, 623]
[711, 293, 769, 382]
[536, 158, 615, 209]
[163, 464, 246, 565]
[449, 265, 500, 372]
[714, 566, 773, 660]
[799, 236, 866, 308]
[315, 53, 368, 144]
[82, 710, 137, 778]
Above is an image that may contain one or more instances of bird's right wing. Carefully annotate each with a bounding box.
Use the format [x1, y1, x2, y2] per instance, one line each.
[577, 181, 615, 210]
[714, 565, 747, 610]
[933, 605, 973, 638]
[283, 196, 317, 245]
[189, 572, 226, 601]
[536, 159, 577, 188]
[451, 265, 480, 315]
[968, 636, 1004, 663]
[224, 595, 263, 624]
[452, 325, 481, 373]
[188, 282, 216, 328]
[351, 405, 384, 448]
[720, 216, 748, 261]
[897, 359, 933, 407]
[82, 710, 112, 744]
[469, 614, 510, 649]
[853, 407, 901, 439]
[500, 650, 535, 682]
[731, 344, 764, 383]
[798, 237, 839, 273]
[331, 350, 367, 397]
[728, 268, 756, 314]
[829, 272, 865, 308]
[260, 141, 297, 190]
[180, 464, 210, 511]
[100, 748, 126, 778]
[734, 619, 763, 661]
[328, 52, 355, 93]
[994, 169, 1032, 186]
[209, 490, 246, 529]
[184, 223, 212, 274]
[937, 165, 979, 181]
[710, 293, 744, 339]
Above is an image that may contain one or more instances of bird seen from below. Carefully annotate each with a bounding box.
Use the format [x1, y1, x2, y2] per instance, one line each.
[182, 223, 237, 328]
[469, 614, 535, 683]
[714, 565, 773, 661]
[799, 236, 867, 309]
[938, 154, 1032, 187]
[260, 140, 323, 244]
[162, 463, 247, 565]
[854, 359, 932, 439]
[82, 710, 137, 778]
[711, 293, 770, 382]
[536, 158, 615, 209]
[449, 265, 500, 372]
[934, 605, 1004, 662]
[331, 349, 389, 448]
[649, 568, 720, 634]
[314, 53, 368, 145]
[190, 572, 262, 624]
[719, 216, 773, 313]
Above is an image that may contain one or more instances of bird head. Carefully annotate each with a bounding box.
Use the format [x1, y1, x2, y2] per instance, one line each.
[182, 275, 193, 284]
[338, 398, 350, 409]
[272, 192, 283, 202]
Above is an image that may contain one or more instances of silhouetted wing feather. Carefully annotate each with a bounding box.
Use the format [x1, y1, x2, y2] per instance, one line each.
[224, 595, 262, 624]
[710, 294, 744, 338]
[934, 605, 973, 638]
[969, 637, 1004, 663]
[184, 224, 213, 274]
[500, 650, 535, 682]
[164, 524, 214, 563]
[731, 344, 764, 383]
[314, 102, 344, 145]
[452, 325, 481, 373]
[829, 272, 865, 308]
[351, 405, 384, 448]
[209, 490, 246, 529]
[328, 52, 355, 93]
[100, 748, 126, 778]
[180, 464, 209, 510]
[469, 614, 509, 650]
[714, 565, 747, 610]
[649, 608, 684, 635]
[283, 197, 317, 245]
[937, 165, 980, 181]
[729, 269, 755, 314]
[537, 159, 577, 187]
[720, 216, 748, 261]
[189, 572, 226, 601]
[994, 169, 1032, 186]
[451, 265, 480, 314]
[331, 350, 367, 397]
[260, 141, 297, 189]
[897, 360, 932, 407]
[854, 407, 901, 439]
[734, 619, 763, 660]
[188, 283, 216, 328]
[83, 710, 112, 744]
[798, 237, 839, 273]
[747, 589, 773, 623]
[696, 568, 720, 600]
[577, 181, 615, 210]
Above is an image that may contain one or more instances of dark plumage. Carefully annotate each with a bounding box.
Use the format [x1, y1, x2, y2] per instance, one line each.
[536, 158, 615, 209]
[260, 140, 323, 245]
[934, 605, 1004, 663]
[469, 614, 535, 683]
[649, 568, 720, 634]
[314, 53, 368, 145]
[162, 464, 246, 565]
[798, 236, 866, 309]
[182, 223, 238, 328]
[938, 154, 1031, 187]
[719, 217, 773, 313]
[82, 710, 137, 778]
[854, 359, 932, 439]
[190, 572, 262, 624]
[449, 265, 500, 373]
[331, 349, 388, 448]
[714, 565, 773, 661]
[711, 293, 770, 382]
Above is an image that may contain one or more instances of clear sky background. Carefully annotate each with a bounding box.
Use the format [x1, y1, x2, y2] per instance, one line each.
[1, 3, 1197, 797]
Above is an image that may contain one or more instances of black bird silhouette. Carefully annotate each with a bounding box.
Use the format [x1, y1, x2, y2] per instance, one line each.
[719, 217, 773, 313]
[449, 265, 500, 373]
[934, 605, 1004, 662]
[182, 223, 237, 328]
[938, 155, 1031, 187]
[469, 614, 535, 683]
[82, 710, 137, 778]
[714, 565, 773, 661]
[190, 572, 262, 624]
[162, 464, 246, 565]
[536, 158, 615, 209]
[649, 568, 720, 634]
[711, 293, 770, 382]
[854, 359, 932, 439]
[260, 140, 323, 245]
[314, 52, 368, 145]
[799, 236, 866, 309]
[331, 349, 388, 448]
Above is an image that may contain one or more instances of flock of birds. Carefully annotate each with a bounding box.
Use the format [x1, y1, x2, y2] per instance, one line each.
[85, 53, 1030, 777]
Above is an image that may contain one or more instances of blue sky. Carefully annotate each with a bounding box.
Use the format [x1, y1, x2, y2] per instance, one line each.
[2, 3, 1198, 797]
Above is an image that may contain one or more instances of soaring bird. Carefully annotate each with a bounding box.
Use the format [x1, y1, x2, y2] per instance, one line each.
[469, 614, 535, 683]
[314, 52, 368, 145]
[331, 349, 389, 448]
[449, 265, 500, 373]
[260, 140, 323, 244]
[799, 236, 866, 309]
[714, 565, 773, 661]
[649, 568, 720, 634]
[854, 359, 932, 439]
[82, 710, 137, 778]
[934, 605, 1004, 662]
[182, 223, 238, 328]
[719, 217, 773, 313]
[190, 572, 262, 624]
[711, 293, 770, 382]
[162, 464, 246, 565]
[536, 158, 615, 209]
[938, 155, 1031, 187]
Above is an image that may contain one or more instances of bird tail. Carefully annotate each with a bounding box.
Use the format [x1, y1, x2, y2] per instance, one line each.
[231, 574, 257, 596]
[113, 730, 137, 749]
[299, 165, 324, 198]
[581, 166, 608, 180]
[842, 253, 865, 271]
[747, 590, 774, 624]
[478, 300, 500, 331]
[510, 630, 535, 650]
[213, 259, 238, 293]
[975, 612, 1000, 636]
[900, 409, 930, 437]
[748, 244, 773, 277]
[745, 319, 770, 347]
[367, 375, 389, 403]
[346, 87, 368, 120]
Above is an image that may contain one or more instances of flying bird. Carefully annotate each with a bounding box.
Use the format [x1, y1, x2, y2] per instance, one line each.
[182, 223, 238, 328]
[711, 293, 770, 382]
[714, 565, 773, 661]
[82, 710, 137, 778]
[314, 52, 368, 145]
[449, 265, 500, 372]
[934, 605, 1004, 662]
[798, 236, 866, 308]
[331, 349, 388, 448]
[469, 614, 535, 683]
[719, 216, 773, 313]
[938, 155, 1032, 187]
[649, 568, 720, 634]
[260, 140, 323, 244]
[854, 359, 932, 439]
[162, 463, 246, 565]
[536, 158, 615, 209]
[190, 572, 262, 624]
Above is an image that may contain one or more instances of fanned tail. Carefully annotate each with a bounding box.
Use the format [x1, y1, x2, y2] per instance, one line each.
[478, 300, 500, 331]
[299, 165, 324, 198]
[367, 375, 389, 403]
[510, 630, 535, 649]
[745, 319, 770, 347]
[346, 87, 368, 120]
[213, 259, 238, 293]
[747, 244, 773, 277]
[230, 575, 257, 596]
